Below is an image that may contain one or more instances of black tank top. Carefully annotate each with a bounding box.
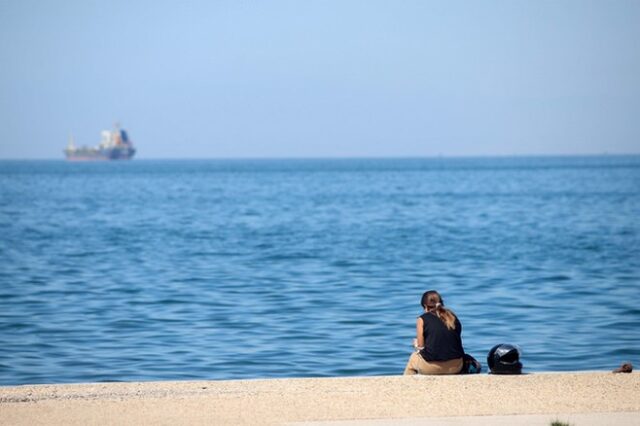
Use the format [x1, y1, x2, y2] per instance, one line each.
[419, 312, 464, 362]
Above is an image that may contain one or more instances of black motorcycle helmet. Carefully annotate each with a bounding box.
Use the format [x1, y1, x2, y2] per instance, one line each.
[487, 344, 522, 374]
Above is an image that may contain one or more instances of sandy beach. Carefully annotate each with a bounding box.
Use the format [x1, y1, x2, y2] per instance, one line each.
[1, 372, 638, 425]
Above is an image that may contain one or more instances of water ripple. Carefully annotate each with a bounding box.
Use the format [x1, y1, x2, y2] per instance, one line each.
[0, 157, 639, 384]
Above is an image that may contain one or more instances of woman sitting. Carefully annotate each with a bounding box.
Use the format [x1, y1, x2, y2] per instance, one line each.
[403, 290, 464, 375]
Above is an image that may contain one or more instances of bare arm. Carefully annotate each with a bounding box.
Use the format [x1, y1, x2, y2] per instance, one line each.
[413, 317, 425, 350]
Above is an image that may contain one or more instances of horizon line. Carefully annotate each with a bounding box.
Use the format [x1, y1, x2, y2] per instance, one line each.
[2, 152, 640, 161]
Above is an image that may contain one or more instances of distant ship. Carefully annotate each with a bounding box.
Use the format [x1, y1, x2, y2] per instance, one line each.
[64, 124, 136, 161]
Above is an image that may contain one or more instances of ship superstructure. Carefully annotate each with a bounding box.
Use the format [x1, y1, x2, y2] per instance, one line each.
[64, 124, 136, 161]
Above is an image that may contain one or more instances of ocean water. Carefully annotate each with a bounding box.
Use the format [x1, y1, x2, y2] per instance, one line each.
[0, 157, 639, 385]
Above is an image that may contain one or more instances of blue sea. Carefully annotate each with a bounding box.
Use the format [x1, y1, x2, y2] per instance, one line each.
[1, 157, 639, 385]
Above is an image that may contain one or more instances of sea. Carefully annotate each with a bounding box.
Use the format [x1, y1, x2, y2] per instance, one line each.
[0, 156, 639, 385]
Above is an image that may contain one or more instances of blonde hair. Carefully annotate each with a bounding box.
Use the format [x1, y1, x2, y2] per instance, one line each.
[421, 290, 457, 331]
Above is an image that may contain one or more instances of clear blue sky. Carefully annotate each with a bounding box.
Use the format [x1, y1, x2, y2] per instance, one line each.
[1, 0, 639, 159]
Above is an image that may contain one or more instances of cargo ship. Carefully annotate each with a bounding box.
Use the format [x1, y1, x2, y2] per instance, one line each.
[64, 124, 136, 161]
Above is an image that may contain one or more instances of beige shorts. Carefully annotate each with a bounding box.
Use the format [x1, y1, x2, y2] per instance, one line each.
[403, 352, 463, 375]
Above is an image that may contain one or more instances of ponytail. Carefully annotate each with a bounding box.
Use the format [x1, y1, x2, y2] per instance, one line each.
[421, 290, 457, 331]
[434, 302, 457, 331]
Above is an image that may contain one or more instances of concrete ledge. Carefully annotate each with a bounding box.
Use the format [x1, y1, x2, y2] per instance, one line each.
[1, 372, 638, 425]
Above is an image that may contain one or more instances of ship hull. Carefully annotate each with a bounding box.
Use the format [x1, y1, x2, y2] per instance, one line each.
[64, 147, 136, 161]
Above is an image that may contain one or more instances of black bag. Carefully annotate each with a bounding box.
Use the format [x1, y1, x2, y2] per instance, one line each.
[459, 353, 482, 374]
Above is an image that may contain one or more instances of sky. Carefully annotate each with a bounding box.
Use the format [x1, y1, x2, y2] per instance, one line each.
[0, 0, 639, 159]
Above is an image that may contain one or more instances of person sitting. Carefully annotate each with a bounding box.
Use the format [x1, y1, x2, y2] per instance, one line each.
[403, 290, 465, 375]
